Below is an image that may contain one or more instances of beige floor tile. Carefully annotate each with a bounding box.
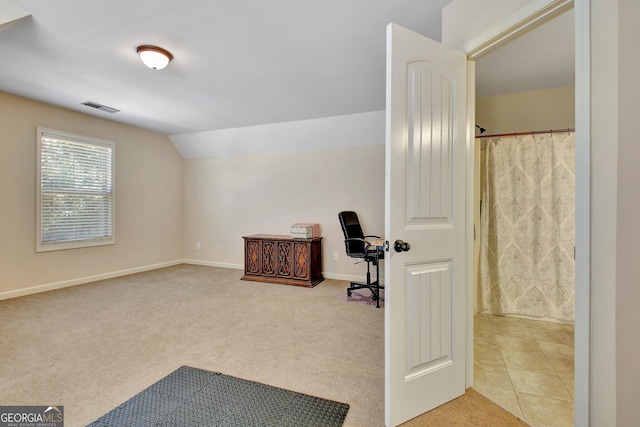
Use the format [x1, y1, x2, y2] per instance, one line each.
[475, 314, 490, 323]
[475, 342, 505, 367]
[474, 363, 514, 390]
[522, 319, 568, 331]
[508, 369, 573, 401]
[475, 330, 499, 346]
[475, 321, 497, 339]
[475, 315, 575, 427]
[558, 323, 575, 333]
[517, 392, 574, 427]
[501, 350, 556, 375]
[530, 329, 574, 346]
[547, 357, 574, 379]
[491, 322, 533, 339]
[473, 384, 524, 420]
[475, 318, 493, 330]
[538, 341, 574, 360]
[495, 334, 541, 353]
[489, 315, 526, 328]
[560, 376, 574, 398]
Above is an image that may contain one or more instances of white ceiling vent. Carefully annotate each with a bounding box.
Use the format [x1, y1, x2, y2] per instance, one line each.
[81, 101, 120, 113]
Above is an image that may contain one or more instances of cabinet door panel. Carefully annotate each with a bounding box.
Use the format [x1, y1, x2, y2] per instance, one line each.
[245, 240, 261, 275]
[276, 241, 293, 278]
[293, 242, 310, 280]
[261, 241, 276, 277]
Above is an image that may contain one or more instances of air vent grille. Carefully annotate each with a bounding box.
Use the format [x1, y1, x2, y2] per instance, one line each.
[81, 101, 120, 114]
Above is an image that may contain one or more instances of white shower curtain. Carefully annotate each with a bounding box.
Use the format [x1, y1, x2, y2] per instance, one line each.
[479, 132, 575, 322]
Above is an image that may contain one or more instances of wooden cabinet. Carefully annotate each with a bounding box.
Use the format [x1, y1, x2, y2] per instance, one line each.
[242, 234, 323, 287]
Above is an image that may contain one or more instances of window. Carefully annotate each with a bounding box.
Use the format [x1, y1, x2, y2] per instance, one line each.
[37, 127, 115, 252]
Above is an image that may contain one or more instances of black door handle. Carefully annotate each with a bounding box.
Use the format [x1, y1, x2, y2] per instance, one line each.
[393, 240, 411, 252]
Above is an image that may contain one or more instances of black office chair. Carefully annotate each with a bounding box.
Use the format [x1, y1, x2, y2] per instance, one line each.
[338, 211, 384, 308]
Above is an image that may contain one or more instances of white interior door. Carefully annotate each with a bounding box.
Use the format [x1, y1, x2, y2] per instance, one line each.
[384, 23, 468, 426]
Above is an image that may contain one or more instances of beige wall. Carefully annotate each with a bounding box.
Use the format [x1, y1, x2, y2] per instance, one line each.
[476, 86, 575, 135]
[183, 144, 385, 280]
[0, 92, 184, 297]
[0, 91, 384, 295]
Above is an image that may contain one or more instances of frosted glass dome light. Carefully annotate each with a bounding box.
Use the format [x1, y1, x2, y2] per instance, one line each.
[136, 45, 173, 70]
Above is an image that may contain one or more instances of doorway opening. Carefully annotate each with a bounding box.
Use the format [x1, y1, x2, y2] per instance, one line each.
[471, 9, 575, 427]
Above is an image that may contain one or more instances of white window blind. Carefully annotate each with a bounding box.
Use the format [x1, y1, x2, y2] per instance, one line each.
[37, 128, 115, 251]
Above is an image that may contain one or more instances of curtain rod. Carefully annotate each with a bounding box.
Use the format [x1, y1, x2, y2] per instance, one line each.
[475, 128, 575, 139]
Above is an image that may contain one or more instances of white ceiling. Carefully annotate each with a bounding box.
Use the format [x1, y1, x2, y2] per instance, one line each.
[0, 0, 574, 136]
[475, 8, 574, 97]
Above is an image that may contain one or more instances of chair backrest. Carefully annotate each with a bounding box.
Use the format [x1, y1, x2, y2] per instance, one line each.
[338, 211, 366, 257]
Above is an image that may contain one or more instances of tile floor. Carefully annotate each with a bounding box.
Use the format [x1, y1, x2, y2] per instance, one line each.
[473, 314, 574, 427]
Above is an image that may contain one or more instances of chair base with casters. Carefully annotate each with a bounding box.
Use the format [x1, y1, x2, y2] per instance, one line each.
[346, 252, 384, 308]
[338, 210, 385, 308]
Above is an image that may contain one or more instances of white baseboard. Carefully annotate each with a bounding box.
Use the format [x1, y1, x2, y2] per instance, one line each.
[322, 272, 363, 282]
[183, 259, 244, 270]
[320, 272, 385, 285]
[0, 260, 381, 301]
[182, 262, 382, 284]
[0, 260, 183, 301]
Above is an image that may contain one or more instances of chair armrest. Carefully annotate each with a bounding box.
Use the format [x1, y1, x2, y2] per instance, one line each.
[364, 236, 383, 249]
[344, 237, 367, 242]
[344, 237, 373, 252]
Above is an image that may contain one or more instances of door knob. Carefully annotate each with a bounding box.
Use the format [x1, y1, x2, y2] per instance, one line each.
[393, 240, 411, 252]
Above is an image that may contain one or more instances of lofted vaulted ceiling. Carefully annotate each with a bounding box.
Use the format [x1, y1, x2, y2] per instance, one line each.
[0, 0, 573, 136]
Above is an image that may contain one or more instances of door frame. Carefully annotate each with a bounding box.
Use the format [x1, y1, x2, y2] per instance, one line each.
[458, 0, 589, 425]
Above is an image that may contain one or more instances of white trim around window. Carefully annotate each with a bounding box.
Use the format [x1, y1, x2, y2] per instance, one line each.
[36, 127, 116, 252]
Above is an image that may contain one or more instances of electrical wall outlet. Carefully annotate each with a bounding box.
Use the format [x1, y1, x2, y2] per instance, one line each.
[333, 251, 339, 261]
[196, 242, 201, 250]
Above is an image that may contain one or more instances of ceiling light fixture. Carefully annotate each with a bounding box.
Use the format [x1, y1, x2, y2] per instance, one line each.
[136, 45, 173, 70]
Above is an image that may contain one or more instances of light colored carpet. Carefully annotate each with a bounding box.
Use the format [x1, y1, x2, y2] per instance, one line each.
[0, 265, 384, 427]
[0, 264, 528, 427]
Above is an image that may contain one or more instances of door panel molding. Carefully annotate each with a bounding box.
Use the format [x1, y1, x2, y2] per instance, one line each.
[406, 61, 454, 226]
[405, 261, 453, 378]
